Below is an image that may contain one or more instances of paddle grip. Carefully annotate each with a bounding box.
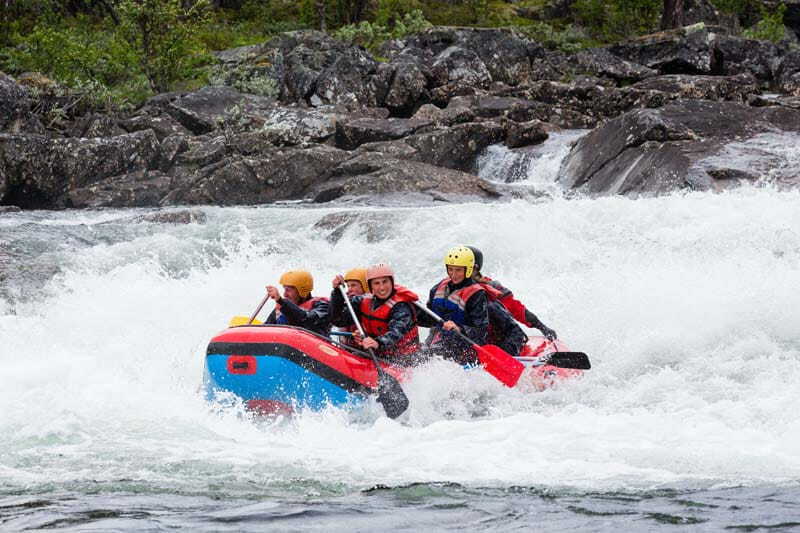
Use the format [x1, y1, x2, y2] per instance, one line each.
[248, 293, 271, 325]
[413, 302, 478, 348]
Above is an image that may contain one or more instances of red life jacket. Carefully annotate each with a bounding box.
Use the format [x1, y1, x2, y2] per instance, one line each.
[275, 296, 328, 325]
[358, 285, 420, 356]
[477, 276, 530, 326]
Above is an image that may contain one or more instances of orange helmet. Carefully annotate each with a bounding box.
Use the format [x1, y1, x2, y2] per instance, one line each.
[344, 267, 368, 294]
[279, 270, 313, 298]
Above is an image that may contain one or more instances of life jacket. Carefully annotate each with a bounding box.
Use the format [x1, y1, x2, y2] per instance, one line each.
[476, 279, 506, 302]
[477, 276, 530, 326]
[358, 286, 420, 356]
[275, 296, 328, 325]
[430, 278, 484, 326]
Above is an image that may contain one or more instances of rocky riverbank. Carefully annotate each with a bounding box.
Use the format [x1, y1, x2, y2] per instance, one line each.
[3, 23, 800, 210]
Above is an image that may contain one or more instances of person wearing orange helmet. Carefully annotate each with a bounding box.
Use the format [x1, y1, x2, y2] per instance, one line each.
[264, 269, 331, 336]
[467, 245, 557, 342]
[330, 263, 421, 363]
[334, 267, 369, 345]
[417, 245, 490, 365]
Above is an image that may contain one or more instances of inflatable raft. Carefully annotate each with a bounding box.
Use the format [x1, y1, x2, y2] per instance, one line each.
[204, 324, 582, 415]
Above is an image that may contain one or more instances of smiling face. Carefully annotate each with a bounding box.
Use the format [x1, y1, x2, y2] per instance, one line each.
[345, 280, 365, 296]
[446, 265, 466, 284]
[369, 276, 393, 299]
[282, 285, 301, 304]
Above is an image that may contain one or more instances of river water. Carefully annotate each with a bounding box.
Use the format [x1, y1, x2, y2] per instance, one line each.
[1, 133, 800, 530]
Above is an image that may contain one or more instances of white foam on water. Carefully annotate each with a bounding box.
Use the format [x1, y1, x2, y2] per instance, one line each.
[1, 189, 800, 494]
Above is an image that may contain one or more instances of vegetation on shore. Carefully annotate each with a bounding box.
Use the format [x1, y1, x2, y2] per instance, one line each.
[0, 0, 791, 111]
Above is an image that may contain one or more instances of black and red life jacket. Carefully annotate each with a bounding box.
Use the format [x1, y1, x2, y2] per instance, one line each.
[358, 286, 420, 356]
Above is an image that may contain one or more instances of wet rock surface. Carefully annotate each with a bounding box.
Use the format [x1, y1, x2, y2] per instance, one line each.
[3, 22, 800, 209]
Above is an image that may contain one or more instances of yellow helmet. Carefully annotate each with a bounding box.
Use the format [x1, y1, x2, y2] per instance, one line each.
[279, 269, 314, 298]
[344, 267, 368, 293]
[444, 245, 476, 278]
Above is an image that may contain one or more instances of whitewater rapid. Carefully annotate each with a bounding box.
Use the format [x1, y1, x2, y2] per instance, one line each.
[2, 182, 800, 497]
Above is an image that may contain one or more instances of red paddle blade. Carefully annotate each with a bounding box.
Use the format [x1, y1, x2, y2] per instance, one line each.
[475, 344, 526, 387]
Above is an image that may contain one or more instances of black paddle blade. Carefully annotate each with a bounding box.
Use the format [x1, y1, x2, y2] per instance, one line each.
[546, 351, 592, 370]
[376, 373, 409, 419]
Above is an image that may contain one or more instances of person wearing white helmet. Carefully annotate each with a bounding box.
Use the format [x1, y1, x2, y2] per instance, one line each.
[264, 269, 331, 336]
[417, 245, 490, 365]
[331, 263, 421, 363]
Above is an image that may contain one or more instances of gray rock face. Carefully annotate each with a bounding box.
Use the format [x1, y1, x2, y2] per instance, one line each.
[630, 73, 759, 102]
[573, 48, 658, 83]
[313, 154, 501, 203]
[0, 73, 31, 132]
[776, 51, 800, 96]
[557, 99, 800, 195]
[0, 130, 162, 208]
[505, 120, 549, 149]
[609, 24, 721, 74]
[714, 36, 780, 80]
[163, 144, 349, 205]
[68, 170, 172, 208]
[334, 117, 432, 150]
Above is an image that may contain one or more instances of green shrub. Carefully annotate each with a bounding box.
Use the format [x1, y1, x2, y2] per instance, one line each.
[333, 9, 431, 50]
[573, 0, 660, 42]
[518, 22, 594, 52]
[117, 0, 213, 92]
[743, 3, 787, 43]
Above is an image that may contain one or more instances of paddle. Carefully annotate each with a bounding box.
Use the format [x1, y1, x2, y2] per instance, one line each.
[518, 351, 592, 370]
[229, 293, 271, 326]
[339, 284, 409, 419]
[414, 302, 525, 387]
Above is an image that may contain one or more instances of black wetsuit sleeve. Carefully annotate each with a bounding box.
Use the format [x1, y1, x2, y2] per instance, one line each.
[279, 298, 330, 332]
[376, 302, 415, 349]
[490, 301, 527, 357]
[264, 308, 278, 324]
[461, 291, 489, 345]
[330, 289, 361, 328]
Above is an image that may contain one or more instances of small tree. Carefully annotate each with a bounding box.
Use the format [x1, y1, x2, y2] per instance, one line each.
[117, 0, 210, 92]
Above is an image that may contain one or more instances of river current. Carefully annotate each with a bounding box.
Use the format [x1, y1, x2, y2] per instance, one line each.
[1, 133, 799, 530]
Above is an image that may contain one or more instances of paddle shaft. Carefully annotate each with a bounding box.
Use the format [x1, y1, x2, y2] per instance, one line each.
[248, 293, 271, 325]
[339, 284, 393, 380]
[414, 302, 480, 348]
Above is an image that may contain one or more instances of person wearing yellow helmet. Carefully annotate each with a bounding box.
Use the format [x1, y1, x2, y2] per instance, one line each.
[331, 263, 422, 364]
[417, 245, 490, 365]
[343, 267, 368, 296]
[264, 269, 331, 336]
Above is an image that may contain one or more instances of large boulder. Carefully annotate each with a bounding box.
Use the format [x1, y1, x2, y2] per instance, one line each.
[67, 170, 172, 208]
[776, 50, 800, 96]
[162, 144, 350, 205]
[609, 23, 721, 75]
[313, 153, 502, 203]
[0, 130, 162, 208]
[0, 73, 31, 132]
[714, 35, 781, 80]
[147, 86, 275, 135]
[572, 48, 658, 84]
[334, 117, 432, 150]
[557, 99, 800, 195]
[630, 73, 759, 102]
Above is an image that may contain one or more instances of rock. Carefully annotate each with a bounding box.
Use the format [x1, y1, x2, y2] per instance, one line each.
[313, 154, 502, 203]
[449, 95, 546, 122]
[312, 211, 393, 243]
[403, 122, 505, 171]
[313, 47, 381, 107]
[210, 43, 283, 99]
[67, 170, 172, 208]
[557, 99, 800, 195]
[0, 206, 21, 214]
[0, 73, 31, 132]
[505, 120, 549, 148]
[148, 86, 275, 135]
[0, 130, 162, 209]
[776, 50, 800, 96]
[380, 60, 430, 115]
[714, 35, 780, 80]
[133, 209, 208, 224]
[573, 48, 658, 84]
[175, 137, 227, 167]
[609, 23, 721, 75]
[69, 114, 126, 138]
[433, 46, 492, 88]
[160, 134, 190, 171]
[683, 0, 739, 31]
[163, 144, 349, 205]
[259, 106, 336, 146]
[334, 117, 432, 150]
[120, 114, 192, 141]
[412, 103, 476, 126]
[630, 73, 759, 102]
